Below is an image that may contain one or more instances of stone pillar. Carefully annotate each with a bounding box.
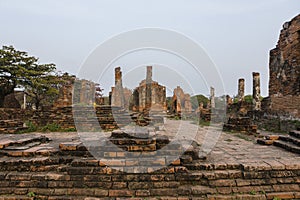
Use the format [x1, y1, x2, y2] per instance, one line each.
[111, 67, 125, 107]
[184, 94, 192, 113]
[238, 78, 245, 102]
[210, 87, 215, 109]
[145, 66, 152, 112]
[162, 86, 167, 111]
[23, 91, 26, 109]
[79, 80, 86, 103]
[252, 72, 261, 111]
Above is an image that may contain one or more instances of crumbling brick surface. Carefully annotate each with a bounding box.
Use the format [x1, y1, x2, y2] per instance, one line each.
[269, 14, 300, 97]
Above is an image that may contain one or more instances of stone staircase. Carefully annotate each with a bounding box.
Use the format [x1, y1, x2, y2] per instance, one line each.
[257, 128, 300, 154]
[73, 106, 133, 131]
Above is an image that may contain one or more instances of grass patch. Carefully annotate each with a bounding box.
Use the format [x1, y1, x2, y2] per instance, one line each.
[234, 134, 253, 142]
[199, 120, 210, 127]
[41, 123, 61, 132]
[17, 122, 77, 133]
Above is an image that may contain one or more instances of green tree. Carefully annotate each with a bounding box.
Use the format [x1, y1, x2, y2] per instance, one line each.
[191, 94, 209, 110]
[0, 45, 60, 109]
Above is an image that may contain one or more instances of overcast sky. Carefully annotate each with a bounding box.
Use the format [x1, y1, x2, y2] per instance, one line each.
[1, 0, 299, 97]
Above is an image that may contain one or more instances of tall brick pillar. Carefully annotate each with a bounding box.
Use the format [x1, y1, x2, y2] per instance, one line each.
[111, 67, 125, 108]
[238, 78, 245, 102]
[145, 66, 152, 112]
[252, 72, 261, 111]
[210, 87, 215, 109]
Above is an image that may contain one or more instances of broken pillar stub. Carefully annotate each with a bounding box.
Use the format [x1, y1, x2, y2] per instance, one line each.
[238, 78, 245, 102]
[210, 87, 215, 109]
[252, 72, 261, 111]
[226, 95, 233, 105]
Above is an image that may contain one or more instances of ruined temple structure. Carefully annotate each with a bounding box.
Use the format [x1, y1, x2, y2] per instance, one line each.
[71, 78, 105, 106]
[224, 76, 258, 134]
[54, 77, 75, 107]
[171, 86, 192, 115]
[267, 14, 300, 117]
[131, 66, 167, 113]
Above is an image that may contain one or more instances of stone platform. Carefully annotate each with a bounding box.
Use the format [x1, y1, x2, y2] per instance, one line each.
[0, 119, 299, 199]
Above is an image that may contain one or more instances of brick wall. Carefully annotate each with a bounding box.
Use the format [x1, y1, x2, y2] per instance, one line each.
[0, 106, 138, 133]
[269, 96, 300, 118]
[0, 157, 299, 199]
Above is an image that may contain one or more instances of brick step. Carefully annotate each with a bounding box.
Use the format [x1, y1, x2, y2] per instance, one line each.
[0, 185, 300, 200]
[0, 193, 297, 200]
[109, 138, 156, 145]
[257, 139, 274, 145]
[0, 192, 299, 200]
[109, 143, 157, 152]
[0, 120, 23, 128]
[0, 127, 28, 134]
[279, 135, 300, 146]
[273, 140, 300, 154]
[111, 130, 151, 139]
[289, 130, 300, 139]
[98, 117, 131, 121]
[0, 136, 50, 150]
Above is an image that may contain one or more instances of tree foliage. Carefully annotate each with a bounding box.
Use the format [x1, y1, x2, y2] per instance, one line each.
[190, 94, 209, 110]
[0, 45, 61, 109]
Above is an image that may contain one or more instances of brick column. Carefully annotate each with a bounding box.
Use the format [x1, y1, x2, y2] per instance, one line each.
[252, 72, 261, 111]
[111, 67, 125, 108]
[238, 78, 245, 102]
[210, 87, 215, 109]
[145, 66, 152, 112]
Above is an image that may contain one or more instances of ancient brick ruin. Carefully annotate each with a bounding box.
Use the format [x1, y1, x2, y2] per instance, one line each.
[0, 14, 300, 200]
[268, 14, 300, 118]
[131, 66, 167, 113]
[224, 73, 260, 134]
[171, 86, 192, 115]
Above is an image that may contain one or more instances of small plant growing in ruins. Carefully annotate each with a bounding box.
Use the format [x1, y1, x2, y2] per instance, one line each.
[17, 121, 37, 133]
[41, 123, 61, 132]
[173, 115, 181, 120]
[27, 191, 36, 197]
[273, 198, 281, 200]
[249, 190, 256, 195]
[199, 120, 210, 127]
[260, 190, 266, 195]
[64, 127, 77, 132]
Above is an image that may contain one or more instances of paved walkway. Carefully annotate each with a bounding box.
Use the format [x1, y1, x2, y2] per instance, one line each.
[0, 119, 299, 168]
